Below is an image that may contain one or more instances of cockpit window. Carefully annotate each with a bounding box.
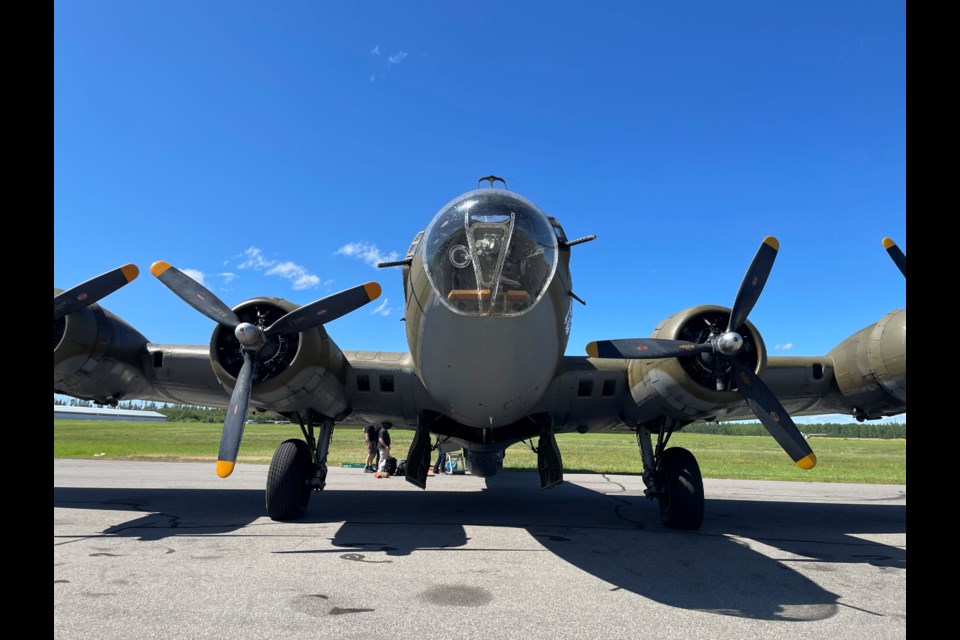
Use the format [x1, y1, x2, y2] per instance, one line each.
[422, 189, 558, 316]
[406, 231, 425, 259]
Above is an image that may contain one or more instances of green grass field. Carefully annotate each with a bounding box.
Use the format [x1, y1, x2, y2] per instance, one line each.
[53, 420, 906, 484]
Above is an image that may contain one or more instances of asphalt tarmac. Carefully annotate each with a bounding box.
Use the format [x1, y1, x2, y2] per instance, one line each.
[54, 459, 906, 640]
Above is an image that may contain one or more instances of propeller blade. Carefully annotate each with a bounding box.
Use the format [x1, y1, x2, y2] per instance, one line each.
[727, 358, 816, 469]
[216, 350, 258, 478]
[882, 237, 906, 278]
[586, 338, 712, 359]
[150, 261, 241, 328]
[727, 236, 779, 332]
[265, 282, 382, 336]
[54, 264, 139, 321]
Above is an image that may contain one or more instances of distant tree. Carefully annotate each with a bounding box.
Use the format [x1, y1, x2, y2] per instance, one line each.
[685, 421, 905, 439]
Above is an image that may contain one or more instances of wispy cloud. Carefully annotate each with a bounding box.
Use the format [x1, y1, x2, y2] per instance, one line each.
[335, 242, 399, 268]
[235, 246, 320, 290]
[370, 45, 380, 56]
[388, 51, 408, 65]
[775, 343, 794, 350]
[220, 272, 237, 285]
[371, 298, 393, 317]
[181, 268, 206, 286]
[238, 247, 273, 270]
[266, 262, 321, 290]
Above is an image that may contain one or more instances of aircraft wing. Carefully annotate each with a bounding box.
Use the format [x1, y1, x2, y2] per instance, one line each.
[541, 345, 906, 438]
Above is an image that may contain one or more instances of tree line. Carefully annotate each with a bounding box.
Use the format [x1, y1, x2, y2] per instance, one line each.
[53, 397, 286, 423]
[683, 421, 906, 439]
[55, 397, 906, 438]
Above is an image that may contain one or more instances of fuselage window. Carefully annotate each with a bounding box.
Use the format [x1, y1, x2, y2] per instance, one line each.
[380, 375, 395, 393]
[356, 374, 371, 392]
[601, 379, 616, 397]
[577, 379, 593, 398]
[406, 231, 425, 259]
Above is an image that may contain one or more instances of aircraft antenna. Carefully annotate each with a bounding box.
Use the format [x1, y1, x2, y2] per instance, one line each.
[478, 175, 508, 190]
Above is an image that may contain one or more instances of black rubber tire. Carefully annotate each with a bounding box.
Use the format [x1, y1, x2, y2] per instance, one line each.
[657, 447, 704, 530]
[266, 439, 313, 521]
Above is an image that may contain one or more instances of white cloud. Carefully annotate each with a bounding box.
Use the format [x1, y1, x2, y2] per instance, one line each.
[370, 45, 380, 56]
[388, 51, 408, 65]
[219, 272, 237, 285]
[335, 242, 400, 268]
[265, 261, 321, 290]
[238, 247, 273, 270]
[181, 268, 206, 286]
[371, 298, 392, 317]
[235, 246, 321, 290]
[775, 343, 794, 350]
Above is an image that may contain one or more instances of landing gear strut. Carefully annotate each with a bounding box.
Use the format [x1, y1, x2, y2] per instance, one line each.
[636, 418, 704, 530]
[266, 410, 333, 521]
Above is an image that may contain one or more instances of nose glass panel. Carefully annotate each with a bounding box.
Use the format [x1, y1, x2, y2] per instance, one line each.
[422, 190, 558, 316]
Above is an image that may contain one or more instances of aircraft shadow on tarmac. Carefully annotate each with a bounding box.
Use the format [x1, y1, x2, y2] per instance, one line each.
[54, 472, 905, 622]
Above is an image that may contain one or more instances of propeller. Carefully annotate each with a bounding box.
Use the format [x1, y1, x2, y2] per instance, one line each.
[150, 260, 382, 478]
[54, 264, 139, 321]
[882, 237, 906, 278]
[586, 236, 817, 470]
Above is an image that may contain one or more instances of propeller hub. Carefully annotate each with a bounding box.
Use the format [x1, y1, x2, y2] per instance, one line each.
[235, 322, 267, 350]
[715, 331, 744, 356]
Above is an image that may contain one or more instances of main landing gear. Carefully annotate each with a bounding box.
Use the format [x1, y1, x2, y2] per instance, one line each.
[266, 410, 333, 521]
[636, 418, 704, 530]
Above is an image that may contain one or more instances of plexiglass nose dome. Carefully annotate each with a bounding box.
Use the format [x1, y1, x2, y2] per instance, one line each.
[421, 189, 559, 316]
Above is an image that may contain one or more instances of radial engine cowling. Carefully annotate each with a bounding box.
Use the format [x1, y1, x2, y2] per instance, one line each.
[626, 305, 767, 423]
[53, 291, 153, 404]
[826, 308, 906, 419]
[208, 297, 350, 420]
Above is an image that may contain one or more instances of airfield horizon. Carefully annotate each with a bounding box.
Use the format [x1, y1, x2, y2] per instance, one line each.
[55, 421, 905, 485]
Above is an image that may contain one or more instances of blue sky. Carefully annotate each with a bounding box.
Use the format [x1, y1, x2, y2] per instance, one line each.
[54, 1, 905, 421]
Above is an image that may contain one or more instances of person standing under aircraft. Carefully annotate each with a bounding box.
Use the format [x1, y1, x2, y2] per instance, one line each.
[375, 423, 392, 478]
[433, 439, 447, 475]
[363, 424, 379, 472]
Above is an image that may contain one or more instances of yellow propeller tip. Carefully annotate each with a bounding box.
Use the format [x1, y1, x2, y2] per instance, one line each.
[586, 342, 599, 358]
[216, 460, 236, 478]
[364, 282, 382, 300]
[150, 261, 172, 277]
[795, 452, 817, 470]
[882, 237, 897, 249]
[762, 236, 780, 251]
[121, 264, 139, 282]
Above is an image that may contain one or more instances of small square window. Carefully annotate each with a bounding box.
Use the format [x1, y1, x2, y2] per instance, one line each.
[380, 375, 395, 393]
[601, 379, 616, 397]
[577, 379, 593, 397]
[356, 374, 370, 392]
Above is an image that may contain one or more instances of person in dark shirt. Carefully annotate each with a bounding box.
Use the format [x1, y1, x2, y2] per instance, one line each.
[375, 423, 392, 477]
[433, 437, 446, 475]
[363, 424, 379, 472]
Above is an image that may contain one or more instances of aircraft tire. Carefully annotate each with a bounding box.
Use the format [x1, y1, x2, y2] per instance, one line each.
[266, 439, 313, 521]
[657, 447, 704, 530]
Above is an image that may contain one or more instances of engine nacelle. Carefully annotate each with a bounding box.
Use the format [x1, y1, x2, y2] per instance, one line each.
[826, 309, 906, 419]
[209, 297, 350, 420]
[53, 293, 153, 405]
[625, 305, 767, 423]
